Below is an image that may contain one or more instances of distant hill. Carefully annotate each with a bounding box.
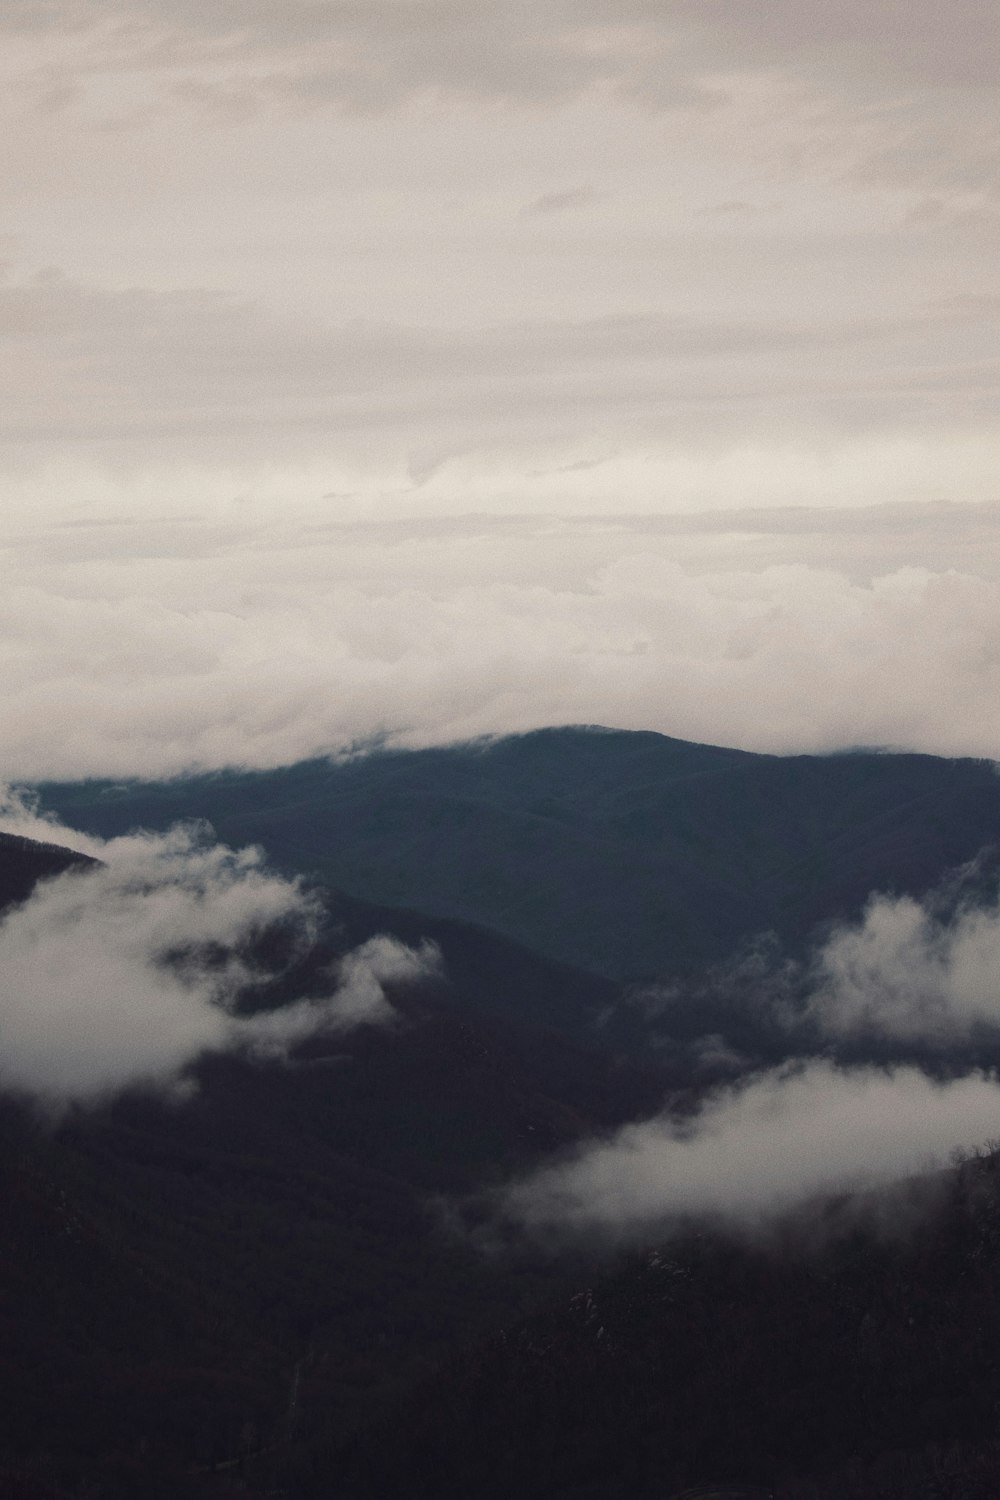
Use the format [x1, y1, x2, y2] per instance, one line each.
[36, 727, 1000, 980]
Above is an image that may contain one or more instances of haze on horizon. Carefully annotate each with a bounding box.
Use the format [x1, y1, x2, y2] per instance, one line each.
[1, 0, 998, 780]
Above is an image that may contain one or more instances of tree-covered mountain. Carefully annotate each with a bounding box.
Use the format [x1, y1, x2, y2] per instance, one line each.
[10, 738, 1000, 1500]
[0, 836, 660, 1497]
[36, 727, 1000, 981]
[331, 1149, 1000, 1500]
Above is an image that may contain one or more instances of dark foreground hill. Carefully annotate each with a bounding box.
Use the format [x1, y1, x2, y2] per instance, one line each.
[36, 727, 1000, 982]
[6, 828, 1000, 1498]
[331, 1153, 1000, 1500]
[0, 838, 660, 1498]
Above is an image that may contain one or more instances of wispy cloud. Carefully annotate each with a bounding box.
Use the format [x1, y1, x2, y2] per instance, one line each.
[500, 867, 1000, 1243]
[521, 187, 606, 218]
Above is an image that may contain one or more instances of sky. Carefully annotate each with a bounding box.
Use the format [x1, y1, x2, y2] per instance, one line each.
[2, 0, 999, 779]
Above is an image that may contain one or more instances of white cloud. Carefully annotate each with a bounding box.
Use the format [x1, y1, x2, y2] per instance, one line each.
[0, 506, 999, 780]
[0, 807, 438, 1107]
[502, 874, 1000, 1244]
[809, 884, 1000, 1042]
[500, 1061, 1000, 1241]
[235, 935, 441, 1054]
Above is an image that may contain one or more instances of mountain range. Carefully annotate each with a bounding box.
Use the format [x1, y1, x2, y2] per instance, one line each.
[37, 727, 1000, 982]
[5, 727, 1000, 1498]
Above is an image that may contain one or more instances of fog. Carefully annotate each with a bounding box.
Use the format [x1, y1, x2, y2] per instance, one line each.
[0, 801, 438, 1107]
[501, 1061, 1000, 1243]
[812, 885, 1000, 1042]
[501, 874, 1000, 1242]
[2, 504, 1000, 782]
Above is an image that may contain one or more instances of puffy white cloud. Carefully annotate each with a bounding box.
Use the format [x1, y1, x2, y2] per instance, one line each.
[809, 885, 1000, 1042]
[500, 1061, 1000, 1241]
[0, 806, 438, 1107]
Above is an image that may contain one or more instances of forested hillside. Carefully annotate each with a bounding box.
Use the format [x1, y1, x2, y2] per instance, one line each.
[0, 838, 659, 1497]
[332, 1150, 1000, 1500]
[8, 733, 1000, 1499]
[38, 728, 1000, 980]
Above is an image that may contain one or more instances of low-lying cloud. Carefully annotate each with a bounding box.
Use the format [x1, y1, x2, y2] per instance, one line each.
[502, 875, 1000, 1243]
[3, 504, 1000, 782]
[811, 885, 1000, 1042]
[0, 804, 438, 1108]
[500, 1061, 1000, 1242]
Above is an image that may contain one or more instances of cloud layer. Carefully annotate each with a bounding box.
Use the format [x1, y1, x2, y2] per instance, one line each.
[2, 505, 1000, 780]
[1, 0, 996, 522]
[0, 6, 997, 778]
[3, 0, 997, 114]
[500, 1061, 1000, 1241]
[0, 806, 437, 1107]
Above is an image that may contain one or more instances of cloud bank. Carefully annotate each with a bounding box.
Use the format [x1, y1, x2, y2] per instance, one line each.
[0, 806, 438, 1107]
[500, 1061, 1000, 1242]
[2, 504, 1000, 781]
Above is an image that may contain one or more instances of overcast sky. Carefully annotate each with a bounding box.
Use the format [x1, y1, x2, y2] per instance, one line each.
[2, 0, 998, 778]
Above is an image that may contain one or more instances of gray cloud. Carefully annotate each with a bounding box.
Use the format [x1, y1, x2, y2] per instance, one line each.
[0, 803, 438, 1107]
[2, 1, 995, 231]
[500, 1061, 1000, 1242]
[5, 1, 997, 106]
[521, 187, 606, 218]
[0, 260, 995, 500]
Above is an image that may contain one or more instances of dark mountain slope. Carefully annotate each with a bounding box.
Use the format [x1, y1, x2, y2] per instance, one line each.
[36, 728, 1000, 980]
[0, 835, 660, 1497]
[0, 831, 95, 911]
[7, 799, 1000, 1498]
[331, 1154, 1000, 1500]
[317, 887, 621, 1043]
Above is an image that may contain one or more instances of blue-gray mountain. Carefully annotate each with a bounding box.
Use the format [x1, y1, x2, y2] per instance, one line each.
[37, 727, 1000, 981]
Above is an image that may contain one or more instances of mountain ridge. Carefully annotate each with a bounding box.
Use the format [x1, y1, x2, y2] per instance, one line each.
[34, 726, 1000, 981]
